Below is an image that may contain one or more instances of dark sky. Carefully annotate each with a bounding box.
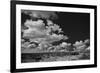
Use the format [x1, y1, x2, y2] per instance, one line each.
[54, 12, 90, 43]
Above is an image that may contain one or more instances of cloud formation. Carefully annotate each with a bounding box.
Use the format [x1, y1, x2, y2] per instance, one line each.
[60, 42, 71, 48]
[73, 39, 90, 51]
[22, 10, 58, 20]
[22, 19, 68, 44]
[73, 40, 84, 47]
[23, 19, 47, 39]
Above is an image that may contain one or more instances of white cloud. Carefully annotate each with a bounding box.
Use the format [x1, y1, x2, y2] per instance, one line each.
[23, 19, 47, 39]
[73, 40, 84, 47]
[60, 42, 71, 48]
[47, 20, 53, 26]
[22, 19, 68, 44]
[76, 45, 86, 50]
[24, 19, 45, 29]
[73, 39, 90, 51]
[46, 23, 63, 34]
[73, 39, 90, 47]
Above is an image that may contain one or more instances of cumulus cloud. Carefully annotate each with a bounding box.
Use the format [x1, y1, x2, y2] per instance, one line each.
[44, 34, 68, 43]
[46, 23, 63, 34]
[47, 20, 53, 26]
[23, 19, 47, 39]
[73, 39, 90, 51]
[24, 19, 45, 29]
[73, 40, 84, 47]
[22, 10, 58, 20]
[22, 19, 68, 44]
[76, 45, 86, 50]
[60, 42, 71, 48]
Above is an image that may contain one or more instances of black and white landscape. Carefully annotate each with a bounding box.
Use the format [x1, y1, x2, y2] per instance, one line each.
[21, 10, 90, 63]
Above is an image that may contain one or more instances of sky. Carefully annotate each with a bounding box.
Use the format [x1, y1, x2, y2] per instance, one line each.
[21, 10, 90, 44]
[54, 12, 90, 43]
